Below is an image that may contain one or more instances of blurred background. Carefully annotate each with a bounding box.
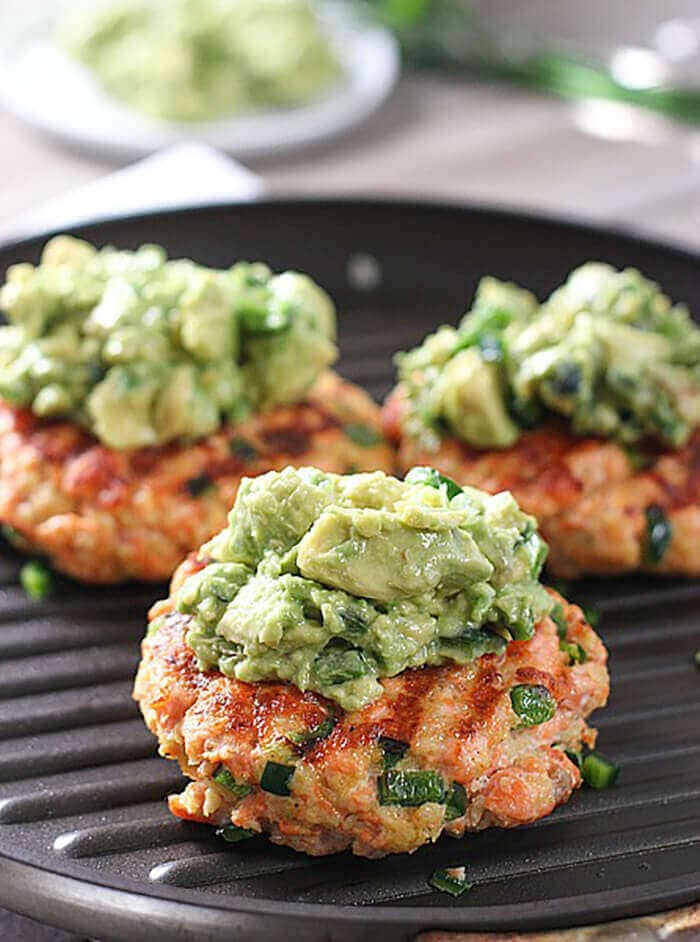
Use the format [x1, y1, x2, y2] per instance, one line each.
[0, 0, 699, 249]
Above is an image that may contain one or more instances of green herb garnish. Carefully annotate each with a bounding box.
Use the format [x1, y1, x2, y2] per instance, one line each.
[405, 466, 462, 499]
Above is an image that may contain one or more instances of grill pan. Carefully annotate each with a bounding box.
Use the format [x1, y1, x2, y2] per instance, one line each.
[0, 199, 698, 941]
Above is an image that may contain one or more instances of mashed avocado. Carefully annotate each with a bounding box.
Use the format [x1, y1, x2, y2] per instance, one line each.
[176, 466, 552, 710]
[60, 0, 341, 122]
[397, 263, 700, 450]
[0, 235, 336, 449]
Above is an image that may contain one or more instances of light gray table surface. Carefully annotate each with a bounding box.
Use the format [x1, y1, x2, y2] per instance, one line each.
[0, 73, 698, 251]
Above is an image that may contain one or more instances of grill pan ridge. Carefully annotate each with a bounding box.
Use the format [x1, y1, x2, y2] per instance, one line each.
[0, 200, 697, 941]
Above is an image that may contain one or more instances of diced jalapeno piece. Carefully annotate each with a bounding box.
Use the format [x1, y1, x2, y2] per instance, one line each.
[377, 769, 446, 806]
[564, 749, 582, 770]
[229, 437, 258, 461]
[440, 628, 507, 661]
[510, 684, 556, 727]
[583, 605, 601, 629]
[445, 782, 467, 821]
[239, 305, 290, 335]
[582, 751, 619, 789]
[216, 824, 256, 843]
[185, 473, 214, 497]
[378, 736, 409, 770]
[212, 765, 252, 798]
[260, 761, 295, 796]
[312, 644, 369, 686]
[405, 466, 462, 500]
[429, 866, 472, 897]
[547, 361, 582, 396]
[344, 424, 383, 447]
[338, 607, 369, 634]
[560, 640, 587, 665]
[20, 560, 54, 601]
[643, 505, 673, 565]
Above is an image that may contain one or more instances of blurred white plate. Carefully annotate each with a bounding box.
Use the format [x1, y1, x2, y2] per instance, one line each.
[0, 2, 400, 161]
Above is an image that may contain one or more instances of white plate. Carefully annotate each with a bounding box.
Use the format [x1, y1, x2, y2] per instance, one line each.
[0, 2, 400, 161]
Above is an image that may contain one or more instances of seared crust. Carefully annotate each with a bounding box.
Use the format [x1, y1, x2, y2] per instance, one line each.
[0, 371, 394, 583]
[383, 389, 700, 578]
[135, 565, 608, 858]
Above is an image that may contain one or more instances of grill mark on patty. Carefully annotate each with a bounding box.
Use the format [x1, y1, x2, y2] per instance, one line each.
[649, 433, 700, 511]
[456, 660, 504, 740]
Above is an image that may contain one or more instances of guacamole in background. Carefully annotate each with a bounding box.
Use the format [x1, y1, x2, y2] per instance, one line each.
[60, 0, 342, 122]
[0, 236, 336, 449]
[397, 263, 700, 450]
[175, 466, 553, 710]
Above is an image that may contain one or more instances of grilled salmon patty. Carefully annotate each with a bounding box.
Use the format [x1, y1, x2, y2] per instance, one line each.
[134, 557, 609, 858]
[0, 371, 394, 583]
[383, 390, 700, 579]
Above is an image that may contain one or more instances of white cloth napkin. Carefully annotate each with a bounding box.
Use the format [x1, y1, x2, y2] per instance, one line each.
[7, 142, 264, 241]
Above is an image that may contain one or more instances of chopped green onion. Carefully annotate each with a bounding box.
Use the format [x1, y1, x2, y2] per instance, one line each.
[239, 305, 290, 335]
[559, 640, 588, 665]
[216, 824, 256, 843]
[185, 473, 214, 497]
[344, 424, 383, 447]
[260, 761, 295, 796]
[643, 505, 673, 566]
[378, 736, 409, 770]
[229, 437, 258, 461]
[337, 607, 369, 634]
[212, 765, 252, 799]
[551, 603, 568, 640]
[289, 711, 337, 746]
[445, 782, 467, 821]
[405, 466, 462, 500]
[583, 605, 601, 630]
[582, 751, 619, 789]
[378, 769, 446, 806]
[510, 684, 556, 727]
[429, 866, 472, 897]
[20, 560, 54, 601]
[440, 628, 507, 661]
[312, 644, 369, 686]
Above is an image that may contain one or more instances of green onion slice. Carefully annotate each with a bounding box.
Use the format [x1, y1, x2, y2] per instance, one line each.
[582, 751, 620, 789]
[216, 824, 256, 843]
[212, 765, 252, 799]
[643, 504, 673, 565]
[344, 424, 384, 447]
[510, 684, 556, 727]
[377, 769, 446, 806]
[289, 711, 337, 746]
[559, 640, 588, 665]
[260, 761, 295, 796]
[378, 736, 409, 770]
[429, 866, 472, 897]
[20, 560, 54, 601]
[550, 602, 568, 639]
[405, 466, 462, 499]
[445, 782, 467, 821]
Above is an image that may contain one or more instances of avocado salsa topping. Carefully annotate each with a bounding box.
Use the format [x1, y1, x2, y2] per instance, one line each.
[0, 235, 336, 449]
[397, 263, 700, 451]
[175, 466, 554, 710]
[60, 0, 341, 122]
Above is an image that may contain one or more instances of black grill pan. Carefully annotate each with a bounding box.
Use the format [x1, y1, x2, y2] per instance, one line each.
[0, 200, 698, 941]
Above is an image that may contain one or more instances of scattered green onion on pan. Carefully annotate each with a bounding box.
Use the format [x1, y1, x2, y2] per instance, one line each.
[429, 866, 472, 897]
[20, 560, 54, 601]
[260, 761, 295, 797]
[216, 824, 256, 843]
[510, 684, 556, 727]
[405, 466, 462, 499]
[378, 769, 446, 806]
[581, 751, 620, 789]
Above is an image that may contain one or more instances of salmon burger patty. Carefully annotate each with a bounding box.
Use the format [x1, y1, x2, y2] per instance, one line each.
[135, 562, 609, 858]
[385, 393, 700, 579]
[0, 371, 394, 583]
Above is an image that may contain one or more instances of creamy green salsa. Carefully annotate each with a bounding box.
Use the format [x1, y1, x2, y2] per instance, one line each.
[60, 0, 341, 122]
[174, 466, 553, 710]
[397, 263, 700, 450]
[0, 236, 336, 449]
